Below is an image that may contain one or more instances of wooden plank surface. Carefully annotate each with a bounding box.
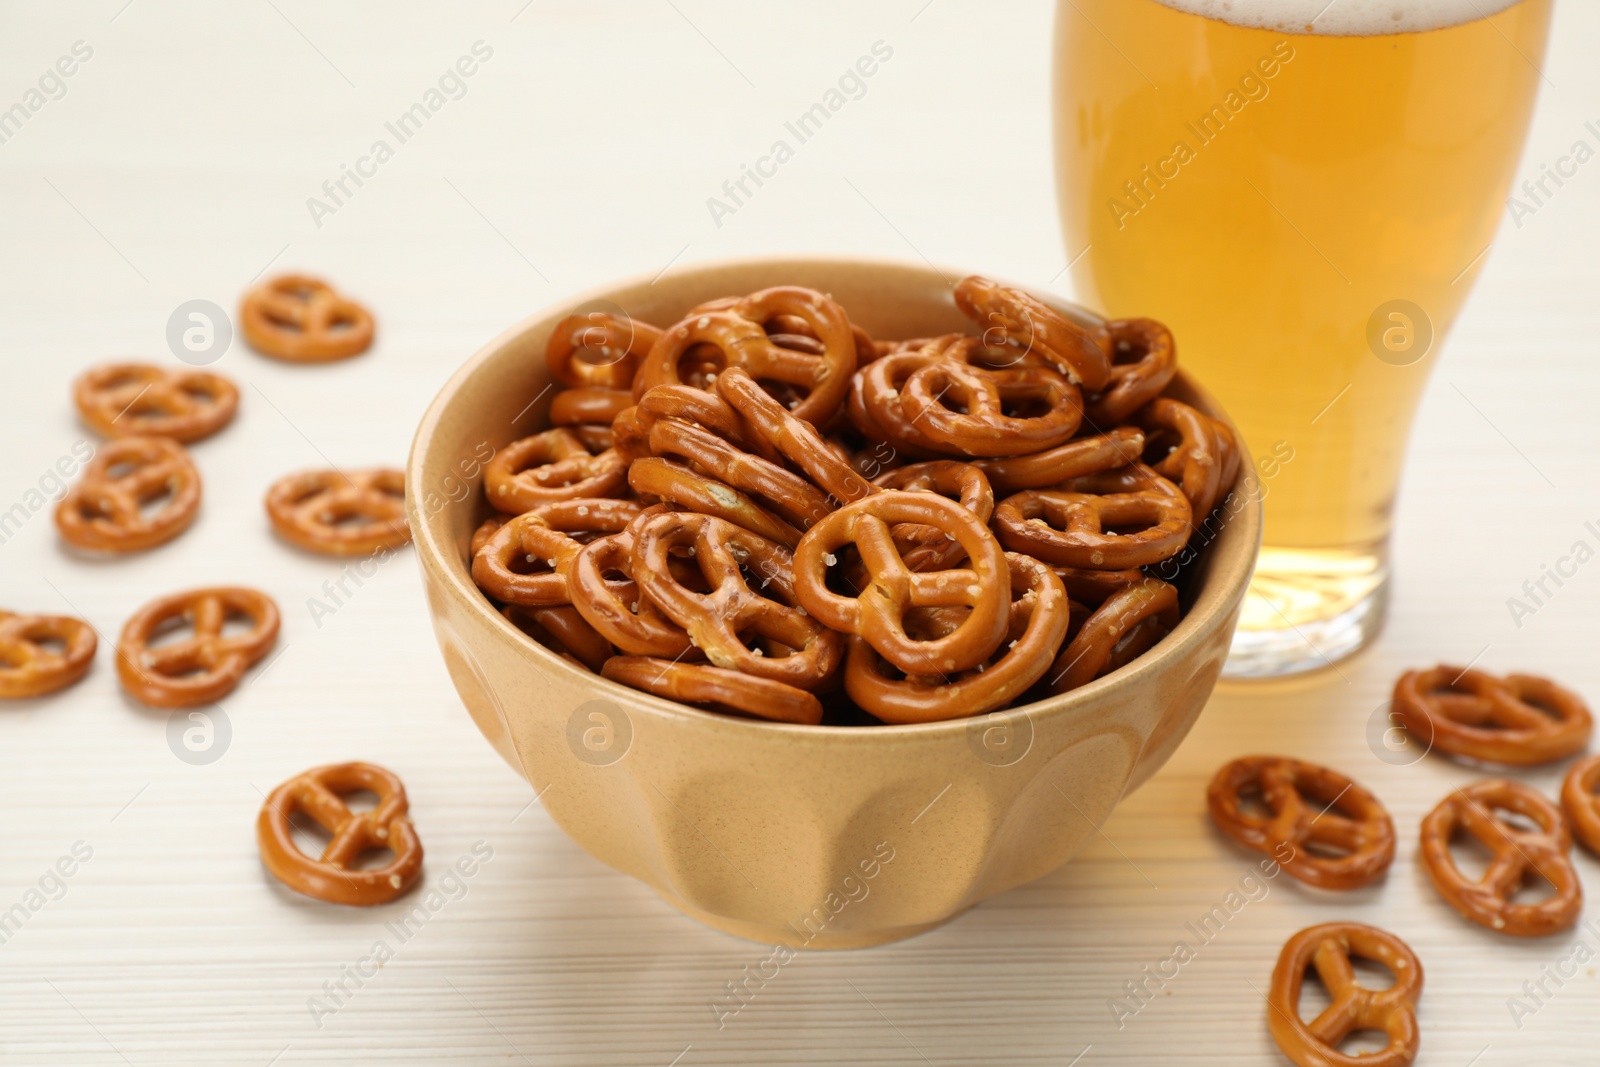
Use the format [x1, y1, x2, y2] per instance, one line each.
[1, 1, 1597, 1063]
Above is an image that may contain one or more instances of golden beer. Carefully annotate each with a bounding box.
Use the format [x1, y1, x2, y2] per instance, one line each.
[1054, 0, 1551, 674]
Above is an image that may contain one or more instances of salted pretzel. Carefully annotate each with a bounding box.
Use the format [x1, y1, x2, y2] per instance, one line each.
[627, 457, 803, 548]
[1053, 565, 1142, 606]
[56, 435, 201, 553]
[646, 417, 833, 531]
[545, 310, 662, 390]
[473, 498, 642, 606]
[1392, 666, 1592, 766]
[716, 367, 875, 504]
[973, 427, 1145, 494]
[484, 428, 629, 513]
[1048, 577, 1178, 693]
[794, 491, 1010, 676]
[1420, 778, 1582, 936]
[993, 463, 1191, 570]
[1559, 755, 1600, 855]
[952, 276, 1112, 391]
[239, 273, 374, 362]
[845, 554, 1070, 723]
[632, 511, 842, 689]
[0, 611, 97, 699]
[73, 362, 238, 443]
[1083, 320, 1177, 426]
[502, 603, 613, 673]
[635, 287, 857, 425]
[566, 529, 695, 659]
[1139, 398, 1238, 520]
[257, 762, 423, 906]
[1207, 757, 1396, 890]
[847, 350, 946, 456]
[116, 587, 280, 708]
[602, 656, 823, 725]
[871, 461, 994, 571]
[900, 358, 1083, 457]
[265, 468, 409, 556]
[550, 387, 633, 427]
[1267, 922, 1423, 1067]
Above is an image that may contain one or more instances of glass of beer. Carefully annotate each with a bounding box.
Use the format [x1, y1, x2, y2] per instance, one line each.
[1054, 0, 1552, 676]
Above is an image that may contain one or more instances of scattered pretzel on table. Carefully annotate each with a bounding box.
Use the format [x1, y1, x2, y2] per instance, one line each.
[1267, 922, 1424, 1067]
[0, 611, 97, 699]
[1419, 777, 1582, 936]
[116, 587, 280, 708]
[1207, 756, 1395, 890]
[73, 362, 239, 443]
[55, 435, 201, 553]
[1560, 753, 1600, 855]
[239, 274, 375, 362]
[257, 762, 423, 906]
[1392, 665, 1592, 766]
[465, 277, 1244, 725]
[265, 468, 410, 556]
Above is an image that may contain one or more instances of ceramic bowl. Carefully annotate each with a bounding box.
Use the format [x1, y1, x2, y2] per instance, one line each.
[408, 256, 1260, 948]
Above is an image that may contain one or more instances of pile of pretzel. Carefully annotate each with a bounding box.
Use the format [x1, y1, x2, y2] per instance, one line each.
[468, 276, 1240, 726]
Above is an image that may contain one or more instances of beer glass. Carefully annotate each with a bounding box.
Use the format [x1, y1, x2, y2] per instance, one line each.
[1054, 0, 1552, 676]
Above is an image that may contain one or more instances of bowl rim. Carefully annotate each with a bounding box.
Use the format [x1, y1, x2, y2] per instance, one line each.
[407, 253, 1261, 742]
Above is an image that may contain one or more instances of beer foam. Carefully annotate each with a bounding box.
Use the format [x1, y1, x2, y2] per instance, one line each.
[1148, 0, 1528, 36]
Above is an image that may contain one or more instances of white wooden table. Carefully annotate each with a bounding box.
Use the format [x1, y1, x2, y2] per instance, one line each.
[2, 1, 1597, 1063]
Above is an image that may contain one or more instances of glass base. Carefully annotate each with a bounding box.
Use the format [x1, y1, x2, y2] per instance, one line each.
[1222, 546, 1389, 679]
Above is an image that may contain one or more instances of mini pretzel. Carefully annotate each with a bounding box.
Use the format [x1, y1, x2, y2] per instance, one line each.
[550, 386, 633, 427]
[972, 427, 1145, 494]
[1420, 778, 1581, 936]
[1393, 666, 1592, 766]
[1267, 922, 1423, 1067]
[240, 274, 374, 362]
[635, 287, 857, 425]
[845, 554, 1070, 723]
[1048, 577, 1177, 693]
[632, 511, 842, 689]
[265, 468, 409, 556]
[1053, 564, 1142, 605]
[502, 603, 613, 673]
[484, 428, 628, 514]
[545, 310, 662, 390]
[1083, 320, 1177, 426]
[627, 457, 802, 548]
[472, 498, 642, 606]
[0, 611, 97, 699]
[73, 362, 238, 443]
[1559, 754, 1600, 855]
[566, 530, 694, 658]
[257, 762, 423, 906]
[952, 276, 1112, 390]
[646, 417, 833, 531]
[794, 491, 1010, 676]
[1139, 398, 1233, 520]
[993, 463, 1191, 569]
[847, 350, 945, 456]
[899, 359, 1083, 457]
[716, 367, 875, 504]
[871, 461, 993, 571]
[116, 587, 280, 708]
[602, 656, 823, 725]
[1207, 757, 1396, 890]
[56, 435, 201, 553]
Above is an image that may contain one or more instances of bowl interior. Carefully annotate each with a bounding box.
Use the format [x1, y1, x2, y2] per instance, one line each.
[408, 255, 1260, 739]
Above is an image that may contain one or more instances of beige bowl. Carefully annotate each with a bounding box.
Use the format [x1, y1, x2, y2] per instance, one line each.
[408, 257, 1260, 949]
